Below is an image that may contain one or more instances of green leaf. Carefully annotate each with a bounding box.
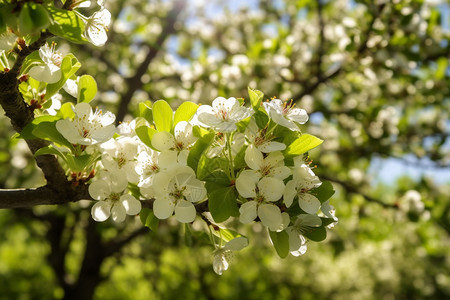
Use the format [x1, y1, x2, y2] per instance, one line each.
[139, 101, 153, 124]
[20, 115, 59, 139]
[32, 121, 72, 149]
[34, 145, 67, 161]
[65, 154, 92, 172]
[139, 208, 159, 231]
[47, 6, 86, 43]
[46, 54, 81, 99]
[283, 134, 323, 157]
[321, 217, 336, 227]
[174, 101, 198, 125]
[310, 181, 335, 203]
[253, 108, 269, 129]
[211, 227, 246, 243]
[435, 57, 448, 80]
[207, 184, 239, 223]
[248, 87, 264, 109]
[197, 155, 228, 181]
[136, 125, 157, 149]
[152, 100, 173, 132]
[303, 226, 327, 242]
[187, 132, 214, 173]
[19, 3, 49, 34]
[56, 102, 75, 119]
[269, 230, 290, 258]
[77, 75, 97, 103]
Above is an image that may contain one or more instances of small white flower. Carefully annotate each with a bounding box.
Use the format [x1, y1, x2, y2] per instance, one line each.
[286, 214, 321, 256]
[89, 175, 141, 222]
[263, 99, 308, 131]
[56, 103, 116, 145]
[152, 166, 206, 223]
[196, 97, 254, 132]
[84, 8, 111, 46]
[213, 237, 248, 275]
[244, 144, 291, 180]
[207, 132, 245, 158]
[151, 121, 198, 164]
[29, 43, 63, 83]
[284, 163, 322, 214]
[245, 119, 286, 153]
[236, 171, 285, 231]
[101, 137, 139, 183]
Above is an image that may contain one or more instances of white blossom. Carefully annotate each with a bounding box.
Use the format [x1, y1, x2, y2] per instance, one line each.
[29, 43, 63, 83]
[152, 166, 206, 223]
[196, 97, 253, 132]
[84, 8, 111, 46]
[236, 171, 285, 231]
[100, 137, 139, 183]
[46, 94, 62, 116]
[89, 175, 141, 222]
[286, 214, 322, 256]
[56, 103, 116, 145]
[263, 98, 308, 131]
[245, 118, 286, 153]
[284, 163, 322, 214]
[244, 144, 291, 180]
[213, 237, 248, 275]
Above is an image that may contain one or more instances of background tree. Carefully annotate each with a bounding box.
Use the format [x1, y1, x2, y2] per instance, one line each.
[0, 0, 449, 299]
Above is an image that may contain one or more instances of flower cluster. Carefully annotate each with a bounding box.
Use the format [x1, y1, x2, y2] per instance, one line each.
[46, 90, 336, 275]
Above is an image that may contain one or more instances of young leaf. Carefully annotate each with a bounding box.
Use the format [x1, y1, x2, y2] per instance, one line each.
[77, 75, 97, 103]
[248, 87, 264, 110]
[65, 154, 93, 172]
[139, 101, 153, 124]
[32, 121, 73, 149]
[303, 226, 327, 242]
[206, 183, 239, 223]
[152, 100, 173, 132]
[34, 145, 67, 161]
[139, 208, 159, 231]
[174, 101, 198, 125]
[187, 132, 214, 173]
[283, 134, 323, 157]
[135, 125, 157, 149]
[269, 230, 290, 258]
[47, 6, 86, 43]
[19, 3, 49, 34]
[310, 181, 335, 203]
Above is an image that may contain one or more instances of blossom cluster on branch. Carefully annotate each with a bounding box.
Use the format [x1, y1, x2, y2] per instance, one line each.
[0, 0, 337, 275]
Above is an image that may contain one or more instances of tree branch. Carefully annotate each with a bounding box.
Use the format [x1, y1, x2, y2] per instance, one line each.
[115, 0, 186, 124]
[0, 184, 91, 209]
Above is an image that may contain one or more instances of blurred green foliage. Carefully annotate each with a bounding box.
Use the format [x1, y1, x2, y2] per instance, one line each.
[0, 0, 449, 299]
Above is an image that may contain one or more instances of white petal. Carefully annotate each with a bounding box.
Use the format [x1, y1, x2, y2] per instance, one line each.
[258, 204, 282, 231]
[184, 179, 207, 203]
[174, 200, 196, 223]
[120, 194, 142, 215]
[224, 237, 249, 251]
[74, 102, 92, 118]
[213, 249, 229, 275]
[298, 193, 321, 214]
[28, 65, 61, 83]
[235, 170, 259, 198]
[91, 201, 111, 221]
[152, 131, 175, 151]
[244, 144, 263, 171]
[153, 198, 174, 220]
[258, 141, 286, 153]
[287, 108, 309, 124]
[158, 150, 179, 170]
[239, 201, 258, 224]
[91, 124, 116, 144]
[111, 203, 126, 222]
[283, 180, 297, 207]
[271, 166, 291, 180]
[89, 180, 111, 200]
[258, 177, 284, 202]
[56, 119, 79, 144]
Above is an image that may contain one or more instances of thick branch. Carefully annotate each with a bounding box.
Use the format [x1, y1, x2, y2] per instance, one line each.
[0, 185, 91, 209]
[115, 0, 185, 123]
